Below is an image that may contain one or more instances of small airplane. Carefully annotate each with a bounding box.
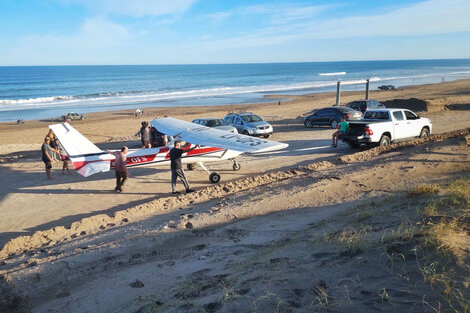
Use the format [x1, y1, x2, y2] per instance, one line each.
[49, 117, 289, 183]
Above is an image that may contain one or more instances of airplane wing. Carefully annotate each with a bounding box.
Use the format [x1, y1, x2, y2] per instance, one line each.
[150, 117, 288, 153]
[49, 122, 103, 156]
[49, 122, 111, 176]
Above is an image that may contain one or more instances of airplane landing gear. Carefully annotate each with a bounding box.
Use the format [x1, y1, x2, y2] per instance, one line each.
[198, 162, 221, 184]
[209, 172, 221, 184]
[232, 161, 241, 171]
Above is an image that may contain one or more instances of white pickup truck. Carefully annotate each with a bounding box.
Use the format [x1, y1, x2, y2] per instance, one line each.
[342, 108, 432, 148]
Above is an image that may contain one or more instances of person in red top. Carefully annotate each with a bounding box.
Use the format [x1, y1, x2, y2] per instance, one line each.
[106, 146, 129, 192]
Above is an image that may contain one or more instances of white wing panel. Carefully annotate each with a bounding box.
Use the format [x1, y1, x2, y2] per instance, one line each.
[49, 123, 103, 156]
[150, 117, 288, 153]
[77, 161, 110, 177]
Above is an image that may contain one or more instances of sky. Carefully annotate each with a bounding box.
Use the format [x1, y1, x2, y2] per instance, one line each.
[1, 0, 469, 65]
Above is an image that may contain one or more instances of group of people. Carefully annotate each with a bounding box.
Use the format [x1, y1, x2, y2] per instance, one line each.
[106, 140, 196, 194]
[41, 122, 196, 195]
[41, 129, 70, 179]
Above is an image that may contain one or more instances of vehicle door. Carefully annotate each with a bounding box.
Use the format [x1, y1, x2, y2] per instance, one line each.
[403, 110, 421, 137]
[392, 110, 408, 140]
[232, 116, 245, 132]
[312, 109, 329, 125]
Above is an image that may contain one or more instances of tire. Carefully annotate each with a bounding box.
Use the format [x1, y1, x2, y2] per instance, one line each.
[209, 172, 221, 184]
[419, 128, 430, 138]
[304, 120, 313, 128]
[379, 135, 391, 147]
[242, 130, 250, 135]
[263, 134, 270, 138]
[233, 162, 241, 171]
[331, 119, 339, 129]
[187, 163, 196, 171]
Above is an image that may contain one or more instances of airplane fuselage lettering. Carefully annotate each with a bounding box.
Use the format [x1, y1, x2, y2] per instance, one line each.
[220, 134, 267, 146]
[130, 157, 148, 163]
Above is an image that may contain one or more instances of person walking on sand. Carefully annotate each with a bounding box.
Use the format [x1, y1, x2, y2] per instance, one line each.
[106, 146, 129, 192]
[331, 116, 349, 148]
[170, 141, 198, 195]
[41, 136, 59, 179]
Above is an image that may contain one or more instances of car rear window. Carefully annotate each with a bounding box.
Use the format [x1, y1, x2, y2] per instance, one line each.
[364, 111, 390, 120]
[337, 106, 356, 112]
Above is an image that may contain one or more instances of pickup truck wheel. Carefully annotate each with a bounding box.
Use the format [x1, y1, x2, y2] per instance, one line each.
[379, 135, 391, 147]
[331, 120, 339, 129]
[419, 128, 430, 138]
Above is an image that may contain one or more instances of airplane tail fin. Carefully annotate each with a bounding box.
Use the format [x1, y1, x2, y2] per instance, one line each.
[49, 122, 110, 176]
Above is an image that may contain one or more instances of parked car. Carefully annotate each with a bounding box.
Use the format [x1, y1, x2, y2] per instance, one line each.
[378, 85, 397, 91]
[223, 112, 273, 137]
[342, 108, 432, 148]
[345, 100, 385, 113]
[61, 112, 85, 121]
[192, 118, 238, 133]
[303, 106, 362, 129]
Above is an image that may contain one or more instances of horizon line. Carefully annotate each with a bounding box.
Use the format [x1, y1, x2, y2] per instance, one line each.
[1, 57, 470, 68]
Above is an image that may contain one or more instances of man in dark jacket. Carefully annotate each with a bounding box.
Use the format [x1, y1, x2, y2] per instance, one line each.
[170, 141, 198, 194]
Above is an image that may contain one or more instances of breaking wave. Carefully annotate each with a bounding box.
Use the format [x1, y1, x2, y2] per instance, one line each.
[318, 72, 347, 76]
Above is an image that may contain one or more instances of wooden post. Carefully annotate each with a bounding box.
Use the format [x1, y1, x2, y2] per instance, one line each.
[365, 79, 370, 100]
[335, 81, 341, 106]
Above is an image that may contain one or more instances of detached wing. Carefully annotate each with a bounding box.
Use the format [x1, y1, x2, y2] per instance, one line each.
[150, 117, 288, 153]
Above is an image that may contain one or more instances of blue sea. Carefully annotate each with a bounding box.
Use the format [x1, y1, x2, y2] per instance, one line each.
[1, 59, 470, 122]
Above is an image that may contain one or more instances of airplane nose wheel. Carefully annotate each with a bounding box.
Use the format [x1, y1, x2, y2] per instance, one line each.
[209, 172, 221, 184]
[232, 161, 241, 171]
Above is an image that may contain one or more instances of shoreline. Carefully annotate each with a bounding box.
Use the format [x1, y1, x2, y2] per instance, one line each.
[0, 77, 469, 125]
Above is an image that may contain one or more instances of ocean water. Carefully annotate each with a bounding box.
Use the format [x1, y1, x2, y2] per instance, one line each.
[1, 59, 470, 122]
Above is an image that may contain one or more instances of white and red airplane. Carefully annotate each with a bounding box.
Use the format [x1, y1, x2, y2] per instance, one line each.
[49, 117, 289, 183]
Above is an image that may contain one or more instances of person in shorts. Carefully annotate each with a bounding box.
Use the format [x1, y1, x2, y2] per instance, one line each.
[41, 136, 59, 179]
[332, 116, 349, 148]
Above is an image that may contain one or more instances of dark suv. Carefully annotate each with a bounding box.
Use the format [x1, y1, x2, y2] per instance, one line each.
[345, 100, 385, 113]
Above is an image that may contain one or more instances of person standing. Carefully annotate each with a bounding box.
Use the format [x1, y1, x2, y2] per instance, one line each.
[136, 121, 151, 148]
[170, 141, 198, 194]
[331, 116, 349, 148]
[41, 136, 59, 179]
[150, 126, 168, 147]
[106, 146, 129, 192]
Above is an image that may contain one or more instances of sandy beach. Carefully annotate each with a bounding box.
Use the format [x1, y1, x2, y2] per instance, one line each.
[1, 80, 469, 312]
